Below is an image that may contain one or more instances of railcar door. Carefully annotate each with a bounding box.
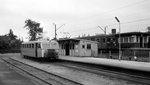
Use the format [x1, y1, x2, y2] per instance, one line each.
[35, 43, 38, 57]
[148, 37, 150, 48]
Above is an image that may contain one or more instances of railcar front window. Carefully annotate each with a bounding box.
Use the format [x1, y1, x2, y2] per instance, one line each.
[42, 44, 50, 49]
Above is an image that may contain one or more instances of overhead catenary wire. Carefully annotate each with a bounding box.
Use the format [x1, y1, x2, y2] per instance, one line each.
[59, 0, 150, 38]
[69, 17, 150, 35]
[68, 0, 149, 33]
[102, 0, 148, 14]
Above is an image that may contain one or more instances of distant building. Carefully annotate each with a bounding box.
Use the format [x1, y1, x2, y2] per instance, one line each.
[58, 39, 98, 57]
[77, 31, 150, 51]
[116, 32, 150, 48]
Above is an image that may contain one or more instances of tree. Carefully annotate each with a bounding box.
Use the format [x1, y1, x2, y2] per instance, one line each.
[0, 29, 22, 53]
[8, 29, 17, 40]
[24, 19, 43, 41]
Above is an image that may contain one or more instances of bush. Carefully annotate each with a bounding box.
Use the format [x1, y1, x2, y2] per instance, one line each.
[0, 49, 21, 53]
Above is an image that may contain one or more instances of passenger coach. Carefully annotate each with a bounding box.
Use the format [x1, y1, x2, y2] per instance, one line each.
[21, 40, 59, 60]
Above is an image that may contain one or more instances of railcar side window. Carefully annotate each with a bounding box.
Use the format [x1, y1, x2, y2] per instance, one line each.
[32, 44, 34, 48]
[38, 43, 41, 48]
[29, 44, 30, 48]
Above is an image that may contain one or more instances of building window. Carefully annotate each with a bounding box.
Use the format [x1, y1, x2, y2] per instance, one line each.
[107, 38, 110, 42]
[70, 44, 74, 49]
[75, 45, 78, 48]
[103, 38, 106, 43]
[91, 38, 94, 41]
[129, 36, 135, 43]
[120, 37, 123, 43]
[96, 38, 100, 42]
[61, 44, 64, 49]
[87, 44, 91, 49]
[72, 44, 74, 49]
[124, 37, 128, 43]
[82, 45, 85, 48]
[137, 36, 140, 43]
[143, 37, 147, 43]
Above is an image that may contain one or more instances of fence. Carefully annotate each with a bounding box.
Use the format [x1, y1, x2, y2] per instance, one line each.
[0, 49, 21, 53]
[98, 48, 150, 62]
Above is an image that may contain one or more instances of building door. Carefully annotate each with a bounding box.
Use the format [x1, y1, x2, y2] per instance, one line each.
[65, 43, 70, 56]
[140, 37, 143, 47]
[35, 43, 38, 57]
[148, 37, 150, 48]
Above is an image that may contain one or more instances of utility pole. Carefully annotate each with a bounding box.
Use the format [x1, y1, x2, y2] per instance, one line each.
[53, 23, 65, 40]
[54, 23, 57, 39]
[97, 26, 107, 35]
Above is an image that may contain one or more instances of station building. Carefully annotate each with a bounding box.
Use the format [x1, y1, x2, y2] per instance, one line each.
[58, 39, 98, 57]
[115, 32, 150, 48]
[78, 31, 150, 49]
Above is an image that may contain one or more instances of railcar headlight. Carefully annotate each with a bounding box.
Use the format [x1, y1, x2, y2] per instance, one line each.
[44, 50, 48, 57]
[55, 49, 59, 53]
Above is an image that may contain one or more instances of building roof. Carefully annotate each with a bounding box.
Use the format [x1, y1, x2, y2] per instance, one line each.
[58, 38, 98, 43]
[22, 40, 50, 44]
[115, 32, 150, 37]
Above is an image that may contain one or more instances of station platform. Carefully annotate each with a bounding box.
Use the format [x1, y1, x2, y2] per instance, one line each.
[0, 58, 37, 85]
[59, 55, 150, 72]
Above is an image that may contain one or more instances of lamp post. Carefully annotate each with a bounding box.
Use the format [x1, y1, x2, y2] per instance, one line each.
[115, 17, 121, 60]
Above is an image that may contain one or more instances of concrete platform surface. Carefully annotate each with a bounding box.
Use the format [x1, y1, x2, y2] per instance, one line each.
[59, 56, 150, 72]
[0, 58, 36, 85]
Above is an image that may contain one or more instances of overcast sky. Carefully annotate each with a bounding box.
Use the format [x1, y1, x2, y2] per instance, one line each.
[0, 0, 150, 41]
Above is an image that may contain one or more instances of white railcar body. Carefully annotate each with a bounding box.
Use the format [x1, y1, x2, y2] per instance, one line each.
[21, 40, 59, 59]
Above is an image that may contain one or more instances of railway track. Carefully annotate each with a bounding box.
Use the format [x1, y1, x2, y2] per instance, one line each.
[51, 60, 150, 85]
[1, 57, 83, 85]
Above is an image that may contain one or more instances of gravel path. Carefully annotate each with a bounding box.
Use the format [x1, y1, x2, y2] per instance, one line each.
[9, 54, 144, 85]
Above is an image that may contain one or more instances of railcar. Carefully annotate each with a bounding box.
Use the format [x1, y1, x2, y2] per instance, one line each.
[21, 40, 59, 60]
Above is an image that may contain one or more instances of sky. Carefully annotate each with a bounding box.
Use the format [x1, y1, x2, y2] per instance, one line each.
[0, 0, 150, 41]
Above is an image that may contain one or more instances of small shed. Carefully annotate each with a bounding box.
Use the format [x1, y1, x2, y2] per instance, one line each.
[58, 39, 98, 57]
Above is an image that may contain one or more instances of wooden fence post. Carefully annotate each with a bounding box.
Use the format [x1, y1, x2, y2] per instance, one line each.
[149, 51, 150, 62]
[109, 50, 112, 59]
[101, 50, 102, 56]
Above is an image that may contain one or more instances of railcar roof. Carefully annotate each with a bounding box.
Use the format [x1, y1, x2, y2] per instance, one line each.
[22, 40, 50, 44]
